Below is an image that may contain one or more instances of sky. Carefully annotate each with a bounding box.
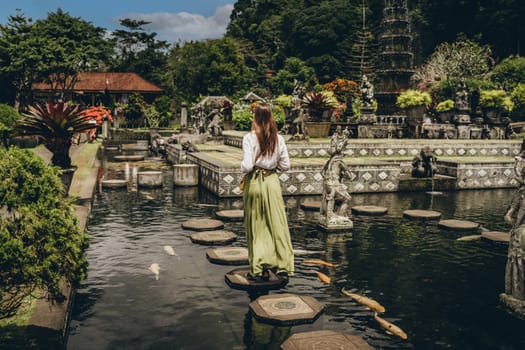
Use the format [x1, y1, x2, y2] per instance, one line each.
[0, 0, 235, 43]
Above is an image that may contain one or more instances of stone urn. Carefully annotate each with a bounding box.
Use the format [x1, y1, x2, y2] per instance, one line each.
[304, 121, 332, 138]
[60, 166, 78, 195]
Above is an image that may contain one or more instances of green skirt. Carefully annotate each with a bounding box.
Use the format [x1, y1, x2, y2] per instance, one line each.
[243, 169, 294, 276]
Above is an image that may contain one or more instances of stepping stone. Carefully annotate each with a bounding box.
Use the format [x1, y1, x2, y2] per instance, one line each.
[215, 209, 244, 221]
[481, 231, 510, 245]
[403, 209, 442, 221]
[438, 219, 480, 232]
[351, 205, 388, 216]
[225, 267, 288, 292]
[206, 246, 248, 265]
[104, 146, 120, 151]
[300, 201, 321, 211]
[114, 155, 145, 162]
[249, 293, 324, 326]
[181, 218, 224, 231]
[190, 230, 237, 245]
[282, 330, 374, 350]
[101, 179, 128, 189]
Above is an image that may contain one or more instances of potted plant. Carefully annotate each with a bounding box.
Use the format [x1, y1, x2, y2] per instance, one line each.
[436, 99, 454, 123]
[396, 89, 432, 125]
[15, 101, 96, 192]
[302, 91, 338, 137]
[480, 89, 514, 123]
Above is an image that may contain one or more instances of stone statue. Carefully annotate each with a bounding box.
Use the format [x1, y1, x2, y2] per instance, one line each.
[191, 105, 207, 134]
[455, 79, 470, 112]
[206, 108, 223, 136]
[149, 133, 167, 158]
[319, 125, 353, 230]
[360, 75, 374, 108]
[501, 156, 525, 315]
[181, 140, 199, 153]
[411, 146, 438, 178]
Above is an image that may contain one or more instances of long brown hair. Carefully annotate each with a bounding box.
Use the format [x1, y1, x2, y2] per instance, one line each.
[252, 103, 278, 157]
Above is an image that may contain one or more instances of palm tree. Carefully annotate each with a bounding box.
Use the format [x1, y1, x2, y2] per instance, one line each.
[16, 102, 95, 168]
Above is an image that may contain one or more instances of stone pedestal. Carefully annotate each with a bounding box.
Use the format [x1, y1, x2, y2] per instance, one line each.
[318, 216, 353, 232]
[137, 171, 163, 188]
[173, 164, 198, 186]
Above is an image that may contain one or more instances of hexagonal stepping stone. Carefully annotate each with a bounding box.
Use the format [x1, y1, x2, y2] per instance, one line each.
[281, 330, 373, 350]
[300, 201, 321, 211]
[249, 293, 324, 326]
[114, 155, 144, 162]
[215, 209, 244, 221]
[481, 231, 510, 245]
[206, 246, 248, 265]
[190, 230, 237, 245]
[225, 267, 288, 292]
[181, 218, 224, 231]
[403, 209, 442, 221]
[351, 205, 388, 216]
[101, 179, 128, 189]
[438, 219, 480, 232]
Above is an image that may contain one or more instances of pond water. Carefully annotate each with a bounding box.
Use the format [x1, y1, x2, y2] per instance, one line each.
[66, 164, 525, 350]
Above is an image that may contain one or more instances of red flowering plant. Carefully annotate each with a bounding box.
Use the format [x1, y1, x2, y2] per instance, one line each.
[323, 78, 359, 104]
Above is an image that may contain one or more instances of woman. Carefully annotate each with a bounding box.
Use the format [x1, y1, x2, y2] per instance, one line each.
[241, 103, 294, 281]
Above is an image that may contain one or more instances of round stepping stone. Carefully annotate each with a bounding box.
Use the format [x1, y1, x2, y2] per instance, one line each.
[215, 209, 244, 221]
[104, 146, 120, 151]
[114, 155, 144, 162]
[206, 246, 248, 265]
[300, 201, 321, 211]
[181, 218, 224, 231]
[101, 179, 128, 189]
[481, 231, 510, 245]
[137, 171, 163, 187]
[438, 219, 480, 232]
[249, 293, 324, 326]
[403, 209, 442, 221]
[225, 267, 288, 292]
[351, 205, 388, 216]
[282, 330, 373, 350]
[190, 230, 237, 245]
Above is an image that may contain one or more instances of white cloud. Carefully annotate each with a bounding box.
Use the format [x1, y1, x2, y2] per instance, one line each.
[115, 4, 234, 43]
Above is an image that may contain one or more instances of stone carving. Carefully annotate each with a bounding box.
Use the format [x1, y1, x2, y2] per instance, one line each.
[455, 80, 470, 112]
[149, 133, 167, 158]
[319, 125, 353, 230]
[206, 108, 223, 136]
[191, 105, 207, 134]
[501, 156, 525, 316]
[411, 146, 438, 178]
[181, 140, 199, 153]
[360, 75, 374, 108]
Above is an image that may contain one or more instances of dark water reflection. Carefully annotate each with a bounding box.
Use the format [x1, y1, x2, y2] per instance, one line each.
[67, 169, 525, 350]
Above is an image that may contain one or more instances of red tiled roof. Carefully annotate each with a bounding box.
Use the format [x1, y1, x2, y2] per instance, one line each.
[32, 72, 163, 93]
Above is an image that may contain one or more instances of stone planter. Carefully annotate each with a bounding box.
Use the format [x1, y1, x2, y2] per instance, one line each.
[405, 106, 426, 126]
[305, 121, 332, 138]
[173, 164, 198, 186]
[60, 166, 77, 195]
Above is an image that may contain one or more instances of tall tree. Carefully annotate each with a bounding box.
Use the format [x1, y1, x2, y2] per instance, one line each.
[168, 37, 254, 103]
[110, 18, 170, 90]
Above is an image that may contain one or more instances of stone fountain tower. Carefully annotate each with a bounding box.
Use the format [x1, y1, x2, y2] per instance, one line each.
[375, 0, 414, 116]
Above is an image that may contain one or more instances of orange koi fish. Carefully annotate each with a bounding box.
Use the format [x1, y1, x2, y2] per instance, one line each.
[303, 259, 337, 268]
[315, 271, 331, 284]
[374, 312, 408, 340]
[341, 288, 386, 313]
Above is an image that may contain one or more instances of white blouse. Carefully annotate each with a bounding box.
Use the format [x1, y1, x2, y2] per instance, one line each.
[241, 131, 290, 174]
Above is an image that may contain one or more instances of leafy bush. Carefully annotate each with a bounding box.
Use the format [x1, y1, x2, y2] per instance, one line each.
[396, 90, 432, 108]
[0, 104, 20, 132]
[511, 84, 525, 120]
[232, 106, 253, 131]
[274, 95, 293, 108]
[0, 148, 89, 318]
[232, 104, 285, 130]
[480, 89, 514, 111]
[491, 55, 525, 90]
[123, 93, 146, 127]
[436, 99, 454, 112]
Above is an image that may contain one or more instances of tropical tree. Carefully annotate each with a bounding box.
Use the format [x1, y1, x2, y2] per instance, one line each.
[0, 9, 112, 109]
[168, 37, 254, 103]
[15, 102, 95, 168]
[0, 147, 89, 318]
